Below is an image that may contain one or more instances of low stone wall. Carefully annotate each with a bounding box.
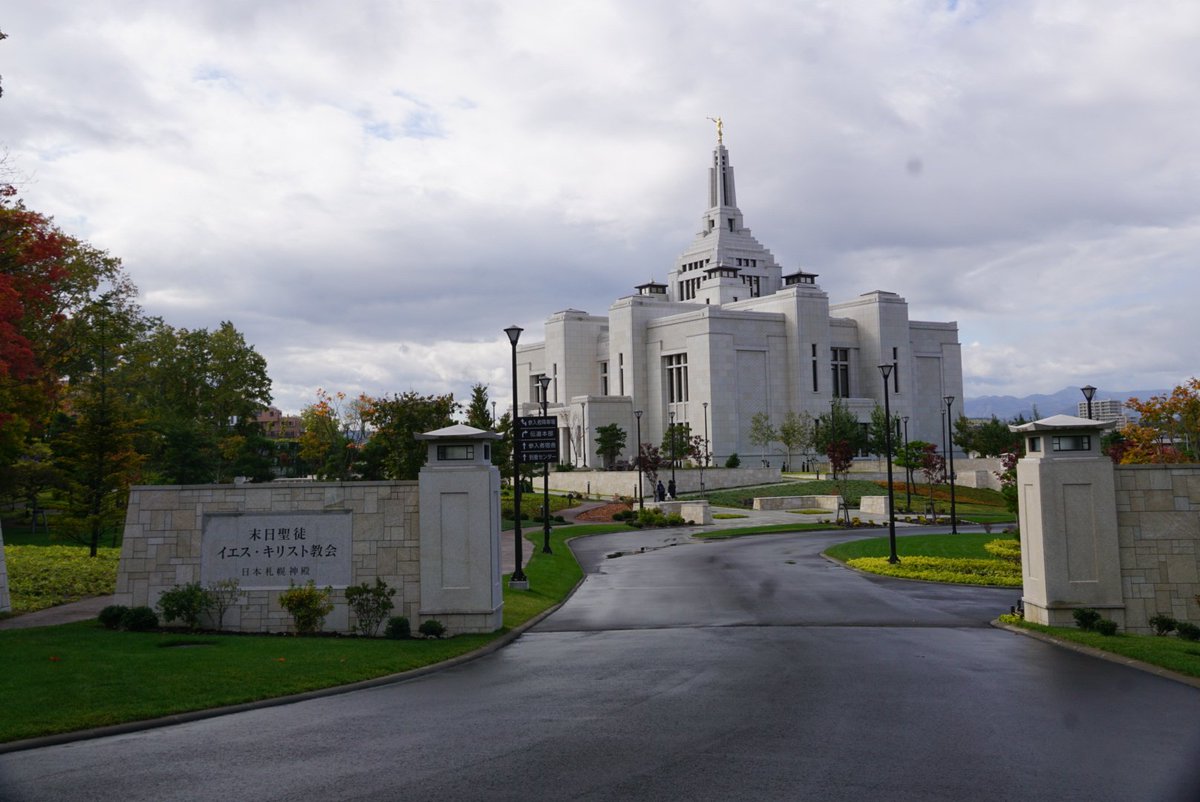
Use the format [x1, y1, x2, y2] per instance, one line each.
[547, 467, 781, 499]
[116, 482, 421, 634]
[1114, 465, 1200, 631]
[860, 496, 891, 515]
[652, 500, 712, 525]
[753, 495, 840, 512]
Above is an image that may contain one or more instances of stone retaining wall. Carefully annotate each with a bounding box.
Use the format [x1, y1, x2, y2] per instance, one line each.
[116, 481, 420, 634]
[752, 495, 840, 512]
[1114, 465, 1200, 631]
[547, 467, 781, 498]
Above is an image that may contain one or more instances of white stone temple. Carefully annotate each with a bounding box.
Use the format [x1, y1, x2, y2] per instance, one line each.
[515, 128, 963, 467]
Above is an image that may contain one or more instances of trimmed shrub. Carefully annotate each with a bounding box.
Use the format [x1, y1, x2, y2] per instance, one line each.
[98, 604, 129, 630]
[156, 582, 213, 631]
[384, 615, 412, 640]
[725, 453, 741, 469]
[1149, 614, 1178, 636]
[1095, 619, 1119, 636]
[121, 606, 159, 632]
[983, 539, 1021, 563]
[1175, 622, 1200, 642]
[418, 619, 446, 638]
[278, 580, 334, 635]
[1073, 608, 1102, 632]
[345, 578, 396, 637]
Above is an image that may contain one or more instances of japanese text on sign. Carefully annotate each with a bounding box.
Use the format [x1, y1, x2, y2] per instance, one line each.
[200, 512, 352, 589]
[518, 415, 559, 464]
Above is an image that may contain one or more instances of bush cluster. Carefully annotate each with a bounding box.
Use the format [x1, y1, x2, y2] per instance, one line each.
[1073, 607, 1119, 635]
[1148, 613, 1200, 641]
[384, 615, 412, 639]
[154, 580, 245, 631]
[625, 508, 687, 528]
[345, 578, 395, 637]
[99, 605, 159, 632]
[418, 619, 446, 638]
[983, 538, 1021, 563]
[278, 580, 334, 635]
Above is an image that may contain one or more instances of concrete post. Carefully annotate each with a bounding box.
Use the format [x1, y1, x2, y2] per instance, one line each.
[1011, 415, 1123, 627]
[416, 424, 504, 633]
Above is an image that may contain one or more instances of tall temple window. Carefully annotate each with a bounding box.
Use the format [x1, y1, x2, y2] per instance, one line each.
[831, 348, 850, 398]
[727, 218, 735, 232]
[618, 353, 625, 396]
[891, 347, 899, 393]
[600, 361, 609, 395]
[811, 344, 819, 392]
[532, 374, 548, 405]
[664, 353, 689, 403]
[553, 364, 558, 403]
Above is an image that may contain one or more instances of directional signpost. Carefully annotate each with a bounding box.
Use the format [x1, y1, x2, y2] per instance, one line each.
[518, 415, 559, 464]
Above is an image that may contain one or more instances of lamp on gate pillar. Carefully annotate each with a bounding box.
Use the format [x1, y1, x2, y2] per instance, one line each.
[504, 325, 528, 586]
[669, 409, 677, 492]
[633, 410, 643, 511]
[878, 365, 899, 564]
[538, 375, 552, 555]
[635, 410, 644, 510]
[1081, 385, 1097, 421]
[901, 415, 911, 512]
[944, 395, 958, 535]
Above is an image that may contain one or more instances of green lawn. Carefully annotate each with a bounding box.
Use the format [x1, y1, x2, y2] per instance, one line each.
[825, 532, 1009, 561]
[0, 521, 619, 744]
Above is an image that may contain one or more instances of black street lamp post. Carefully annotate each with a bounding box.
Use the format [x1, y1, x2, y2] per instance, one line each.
[539, 375, 552, 555]
[634, 410, 644, 510]
[879, 365, 899, 564]
[944, 395, 958, 535]
[504, 325, 527, 587]
[1081, 385, 1096, 420]
[701, 401, 709, 497]
[669, 410, 677, 495]
[939, 407, 947, 523]
[901, 415, 911, 512]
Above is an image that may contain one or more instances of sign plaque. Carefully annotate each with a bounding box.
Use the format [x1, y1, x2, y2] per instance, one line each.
[200, 511, 353, 590]
[518, 415, 559, 464]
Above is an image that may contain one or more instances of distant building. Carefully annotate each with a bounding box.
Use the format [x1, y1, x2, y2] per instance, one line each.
[1077, 398, 1131, 428]
[256, 407, 304, 440]
[514, 130, 964, 466]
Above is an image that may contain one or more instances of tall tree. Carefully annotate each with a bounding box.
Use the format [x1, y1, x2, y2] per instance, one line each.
[866, 404, 899, 458]
[1124, 378, 1200, 461]
[361, 391, 458, 480]
[464, 383, 493, 430]
[51, 293, 147, 555]
[815, 400, 866, 479]
[778, 410, 813, 471]
[748, 412, 777, 467]
[953, 415, 1022, 457]
[661, 421, 693, 467]
[299, 390, 372, 481]
[594, 423, 627, 469]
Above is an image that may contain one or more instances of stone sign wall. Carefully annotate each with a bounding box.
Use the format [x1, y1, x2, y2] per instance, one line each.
[1114, 465, 1200, 631]
[116, 482, 420, 634]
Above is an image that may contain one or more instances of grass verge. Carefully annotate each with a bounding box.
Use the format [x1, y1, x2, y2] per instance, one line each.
[694, 523, 839, 540]
[1007, 620, 1200, 680]
[0, 522, 611, 744]
[824, 532, 1022, 587]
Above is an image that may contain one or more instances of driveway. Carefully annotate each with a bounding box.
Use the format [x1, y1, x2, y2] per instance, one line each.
[2, 526, 1198, 801]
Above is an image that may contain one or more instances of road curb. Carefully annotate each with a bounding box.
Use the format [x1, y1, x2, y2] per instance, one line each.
[990, 619, 1200, 691]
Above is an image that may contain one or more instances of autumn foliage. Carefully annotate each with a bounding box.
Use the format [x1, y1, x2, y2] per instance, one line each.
[1115, 378, 1200, 464]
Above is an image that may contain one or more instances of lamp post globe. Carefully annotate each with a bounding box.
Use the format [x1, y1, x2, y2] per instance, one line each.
[1081, 385, 1097, 420]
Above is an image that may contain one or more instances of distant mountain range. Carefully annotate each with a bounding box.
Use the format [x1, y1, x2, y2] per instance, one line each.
[963, 387, 1166, 421]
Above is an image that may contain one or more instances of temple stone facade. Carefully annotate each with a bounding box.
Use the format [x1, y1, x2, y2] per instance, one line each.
[514, 132, 963, 466]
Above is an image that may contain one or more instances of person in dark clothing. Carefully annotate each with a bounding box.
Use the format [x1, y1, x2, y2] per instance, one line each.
[656, 480, 666, 501]
[667, 478, 676, 499]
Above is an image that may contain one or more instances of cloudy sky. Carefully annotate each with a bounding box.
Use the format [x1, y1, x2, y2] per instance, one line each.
[5, 1, 1199, 414]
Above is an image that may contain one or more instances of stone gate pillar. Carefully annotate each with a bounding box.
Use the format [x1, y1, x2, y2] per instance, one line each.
[416, 424, 503, 633]
[1011, 415, 1123, 627]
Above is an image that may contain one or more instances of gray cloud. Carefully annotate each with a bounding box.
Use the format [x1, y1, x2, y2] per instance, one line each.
[6, 0, 1200, 413]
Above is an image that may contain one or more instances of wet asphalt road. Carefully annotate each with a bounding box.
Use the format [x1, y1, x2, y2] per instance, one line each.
[3, 527, 1200, 801]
